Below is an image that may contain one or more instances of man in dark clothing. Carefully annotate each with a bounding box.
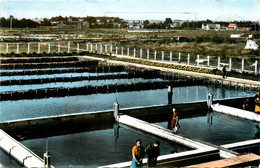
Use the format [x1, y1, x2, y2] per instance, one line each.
[145, 141, 160, 167]
[222, 65, 227, 79]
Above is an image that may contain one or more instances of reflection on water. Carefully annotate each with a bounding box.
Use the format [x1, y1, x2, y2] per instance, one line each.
[21, 125, 190, 167]
[0, 86, 254, 122]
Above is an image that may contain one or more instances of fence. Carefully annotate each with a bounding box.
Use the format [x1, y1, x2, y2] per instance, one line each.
[0, 42, 259, 75]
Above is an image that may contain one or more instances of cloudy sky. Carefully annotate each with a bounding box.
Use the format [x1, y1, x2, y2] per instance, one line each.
[0, 0, 260, 21]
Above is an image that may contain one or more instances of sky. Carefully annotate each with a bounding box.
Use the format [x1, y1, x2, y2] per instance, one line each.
[0, 0, 260, 21]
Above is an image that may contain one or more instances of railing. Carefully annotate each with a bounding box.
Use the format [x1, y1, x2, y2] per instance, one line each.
[0, 42, 259, 75]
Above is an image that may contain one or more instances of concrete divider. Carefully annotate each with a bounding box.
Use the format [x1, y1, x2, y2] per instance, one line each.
[100, 139, 260, 168]
[117, 115, 214, 149]
[99, 148, 220, 168]
[0, 96, 254, 135]
[212, 104, 260, 122]
[0, 129, 54, 167]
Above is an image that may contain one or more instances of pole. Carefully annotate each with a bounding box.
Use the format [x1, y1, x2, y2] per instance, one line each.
[168, 85, 173, 104]
[5, 43, 8, 53]
[27, 43, 30, 54]
[187, 53, 190, 65]
[58, 43, 60, 53]
[242, 58, 244, 72]
[207, 93, 213, 112]
[48, 43, 50, 53]
[154, 50, 157, 60]
[170, 52, 172, 62]
[38, 43, 40, 53]
[162, 51, 164, 61]
[68, 42, 70, 53]
[197, 55, 200, 66]
[207, 56, 210, 66]
[229, 58, 232, 71]
[218, 56, 220, 70]
[147, 49, 149, 60]
[16, 43, 19, 54]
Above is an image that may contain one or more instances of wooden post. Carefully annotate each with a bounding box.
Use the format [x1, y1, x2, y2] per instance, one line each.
[27, 43, 30, 54]
[77, 43, 80, 53]
[58, 43, 60, 53]
[16, 43, 19, 54]
[162, 51, 164, 61]
[187, 53, 190, 65]
[48, 43, 50, 53]
[140, 48, 142, 58]
[105, 44, 107, 54]
[229, 58, 232, 71]
[197, 55, 200, 66]
[38, 43, 40, 53]
[218, 56, 220, 70]
[121, 46, 123, 55]
[241, 58, 244, 72]
[147, 49, 149, 60]
[170, 52, 172, 62]
[5, 43, 8, 53]
[68, 42, 70, 53]
[100, 43, 102, 54]
[133, 48, 135, 58]
[207, 56, 210, 66]
[154, 50, 157, 60]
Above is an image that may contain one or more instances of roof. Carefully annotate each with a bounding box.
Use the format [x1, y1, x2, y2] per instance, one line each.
[228, 23, 237, 28]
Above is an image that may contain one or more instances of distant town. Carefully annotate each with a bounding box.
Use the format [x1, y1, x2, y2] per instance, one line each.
[0, 16, 259, 31]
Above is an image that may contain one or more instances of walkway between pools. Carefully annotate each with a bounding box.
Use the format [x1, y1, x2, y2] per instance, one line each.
[0, 129, 54, 168]
[100, 114, 260, 167]
[212, 104, 260, 122]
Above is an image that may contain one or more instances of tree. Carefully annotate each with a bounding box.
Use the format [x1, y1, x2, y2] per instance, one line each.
[143, 20, 150, 28]
[164, 18, 173, 28]
[41, 18, 52, 26]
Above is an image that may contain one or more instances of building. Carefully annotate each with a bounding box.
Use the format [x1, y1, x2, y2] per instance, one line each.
[227, 23, 237, 30]
[202, 23, 221, 30]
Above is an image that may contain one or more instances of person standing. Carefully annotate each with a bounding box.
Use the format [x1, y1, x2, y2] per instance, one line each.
[145, 141, 160, 167]
[169, 108, 180, 133]
[131, 139, 145, 168]
[222, 65, 227, 79]
[255, 92, 260, 113]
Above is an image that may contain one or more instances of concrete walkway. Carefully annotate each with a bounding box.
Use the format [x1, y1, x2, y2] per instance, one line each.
[117, 115, 237, 158]
[186, 153, 260, 167]
[83, 55, 260, 89]
[212, 104, 260, 122]
[0, 129, 54, 168]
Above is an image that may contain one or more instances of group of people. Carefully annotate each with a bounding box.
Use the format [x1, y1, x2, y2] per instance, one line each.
[131, 139, 160, 168]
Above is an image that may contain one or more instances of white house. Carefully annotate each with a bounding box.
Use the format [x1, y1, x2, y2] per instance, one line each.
[244, 40, 259, 50]
[202, 23, 221, 30]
